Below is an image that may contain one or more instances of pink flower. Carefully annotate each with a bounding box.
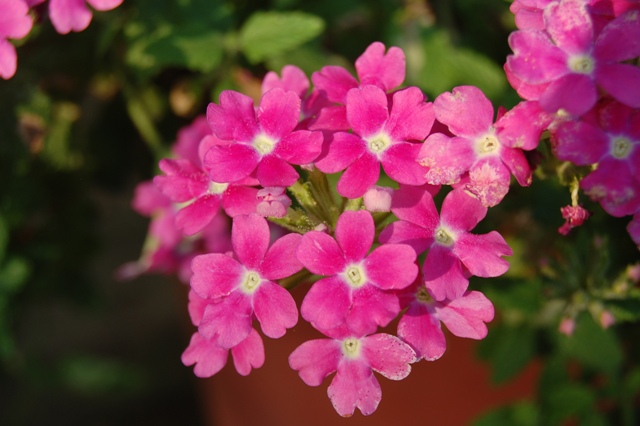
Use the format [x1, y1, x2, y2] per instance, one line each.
[599, 310, 616, 328]
[0, 0, 33, 79]
[296, 210, 418, 335]
[507, 0, 640, 116]
[558, 316, 576, 336]
[558, 205, 590, 235]
[315, 85, 434, 198]
[379, 186, 512, 301]
[171, 115, 211, 167]
[289, 325, 416, 417]
[49, 0, 123, 34]
[256, 187, 291, 218]
[418, 86, 538, 207]
[204, 88, 323, 187]
[363, 186, 394, 212]
[190, 213, 303, 348]
[397, 282, 494, 361]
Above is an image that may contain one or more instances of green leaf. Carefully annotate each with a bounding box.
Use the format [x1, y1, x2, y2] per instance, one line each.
[0, 257, 30, 294]
[605, 297, 640, 323]
[477, 324, 536, 383]
[473, 401, 539, 426]
[0, 214, 7, 263]
[542, 383, 596, 424]
[240, 12, 325, 64]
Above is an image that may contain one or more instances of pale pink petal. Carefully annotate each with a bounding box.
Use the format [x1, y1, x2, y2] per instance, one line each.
[539, 73, 597, 116]
[187, 290, 208, 326]
[355, 42, 405, 91]
[398, 303, 446, 361]
[440, 188, 487, 232]
[388, 185, 439, 231]
[181, 332, 228, 378]
[382, 142, 428, 186]
[198, 292, 253, 348]
[207, 91, 258, 142]
[348, 285, 401, 334]
[364, 244, 418, 290]
[596, 63, 640, 109]
[384, 87, 434, 141]
[335, 210, 374, 263]
[507, 31, 568, 84]
[337, 152, 380, 199]
[253, 280, 298, 339]
[594, 10, 640, 62]
[86, 0, 122, 10]
[289, 339, 341, 386]
[553, 120, 608, 164]
[49, 0, 92, 34]
[175, 194, 222, 236]
[155, 159, 207, 202]
[190, 253, 243, 300]
[378, 221, 433, 255]
[261, 65, 309, 98]
[274, 130, 323, 164]
[231, 328, 265, 376]
[328, 360, 381, 417]
[423, 245, 469, 301]
[501, 147, 533, 187]
[256, 155, 299, 187]
[301, 276, 350, 331]
[231, 213, 270, 269]
[436, 290, 495, 339]
[311, 65, 359, 104]
[362, 333, 415, 379]
[296, 231, 346, 275]
[434, 86, 494, 138]
[514, 7, 545, 30]
[346, 85, 389, 137]
[259, 233, 303, 280]
[204, 143, 260, 183]
[544, 0, 593, 54]
[0, 39, 17, 79]
[314, 132, 365, 173]
[455, 232, 512, 278]
[582, 161, 640, 216]
[363, 186, 394, 212]
[465, 158, 512, 207]
[257, 88, 300, 138]
[222, 185, 259, 217]
[418, 134, 475, 185]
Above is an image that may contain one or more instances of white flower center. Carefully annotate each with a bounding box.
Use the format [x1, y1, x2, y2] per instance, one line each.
[476, 133, 500, 155]
[240, 271, 262, 294]
[341, 337, 361, 358]
[365, 132, 392, 155]
[568, 54, 595, 74]
[209, 181, 229, 194]
[253, 134, 277, 155]
[344, 265, 366, 288]
[434, 227, 454, 246]
[611, 136, 632, 159]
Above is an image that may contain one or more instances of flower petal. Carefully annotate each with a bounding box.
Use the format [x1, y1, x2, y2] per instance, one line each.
[231, 328, 265, 376]
[289, 338, 341, 386]
[436, 290, 495, 339]
[335, 210, 374, 263]
[346, 85, 389, 137]
[207, 91, 258, 142]
[328, 360, 381, 417]
[257, 88, 300, 138]
[190, 253, 243, 300]
[297, 231, 346, 276]
[253, 280, 298, 339]
[231, 213, 270, 270]
[362, 333, 415, 380]
[454, 231, 512, 278]
[259, 233, 303, 280]
[301, 276, 350, 331]
[337, 152, 380, 199]
[364, 244, 418, 290]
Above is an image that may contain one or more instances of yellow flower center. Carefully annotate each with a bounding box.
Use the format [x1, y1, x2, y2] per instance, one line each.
[253, 134, 277, 155]
[476, 133, 500, 155]
[241, 271, 261, 293]
[435, 227, 454, 246]
[366, 132, 392, 155]
[345, 265, 366, 288]
[341, 337, 361, 358]
[568, 54, 595, 74]
[209, 181, 229, 194]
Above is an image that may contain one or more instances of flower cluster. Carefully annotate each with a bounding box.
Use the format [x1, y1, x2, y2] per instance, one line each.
[0, 0, 123, 79]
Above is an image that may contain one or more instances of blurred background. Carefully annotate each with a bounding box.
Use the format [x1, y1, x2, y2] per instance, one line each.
[1, 0, 639, 425]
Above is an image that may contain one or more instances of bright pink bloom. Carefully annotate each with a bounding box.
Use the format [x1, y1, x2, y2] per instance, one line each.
[379, 186, 512, 301]
[397, 281, 494, 361]
[296, 210, 418, 335]
[418, 86, 537, 206]
[191, 213, 303, 348]
[289, 325, 416, 417]
[205, 88, 323, 187]
[507, 0, 640, 116]
[315, 85, 434, 198]
[558, 205, 590, 235]
[171, 115, 211, 167]
[49, 0, 123, 34]
[256, 187, 291, 218]
[0, 0, 32, 79]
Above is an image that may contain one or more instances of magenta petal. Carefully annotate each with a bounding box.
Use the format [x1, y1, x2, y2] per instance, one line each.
[346, 85, 389, 137]
[231, 328, 265, 376]
[190, 253, 243, 299]
[0, 39, 17, 79]
[175, 194, 222, 236]
[436, 290, 495, 339]
[311, 65, 359, 104]
[198, 292, 253, 348]
[362, 333, 415, 379]
[495, 101, 551, 150]
[301, 276, 350, 331]
[205, 143, 260, 183]
[419, 134, 475, 185]
[544, 0, 593, 54]
[356, 41, 405, 91]
[348, 285, 401, 334]
[398, 303, 446, 361]
[328, 360, 381, 417]
[0, 0, 32, 39]
[539, 73, 597, 116]
[49, 0, 92, 34]
[155, 159, 207, 202]
[256, 155, 299, 187]
[455, 231, 512, 278]
[389, 185, 440, 231]
[553, 120, 608, 164]
[262, 65, 309, 98]
[297, 231, 346, 275]
[434, 86, 494, 138]
[385, 87, 434, 141]
[382, 142, 428, 186]
[253, 280, 298, 339]
[289, 339, 341, 386]
[231, 213, 270, 270]
[257, 88, 300, 138]
[501, 147, 533, 187]
[259, 233, 303, 280]
[207, 91, 258, 142]
[423, 245, 469, 301]
[594, 11, 640, 62]
[596, 63, 640, 109]
[337, 152, 380, 199]
[466, 157, 513, 207]
[181, 332, 228, 378]
[378, 221, 433, 255]
[364, 244, 417, 290]
[335, 210, 374, 263]
[275, 130, 323, 164]
[222, 185, 259, 217]
[507, 30, 568, 84]
[315, 132, 365, 174]
[86, 0, 123, 10]
[441, 188, 487, 232]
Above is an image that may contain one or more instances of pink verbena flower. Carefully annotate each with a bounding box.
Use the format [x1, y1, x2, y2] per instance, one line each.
[379, 186, 512, 301]
[418, 86, 537, 206]
[397, 281, 494, 361]
[507, 0, 640, 116]
[190, 213, 303, 348]
[204, 88, 323, 187]
[315, 84, 434, 198]
[171, 115, 211, 167]
[558, 205, 591, 235]
[296, 209, 418, 335]
[553, 99, 640, 216]
[288, 325, 416, 417]
[154, 135, 259, 236]
[49, 0, 123, 34]
[0, 0, 32, 79]
[256, 187, 291, 218]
